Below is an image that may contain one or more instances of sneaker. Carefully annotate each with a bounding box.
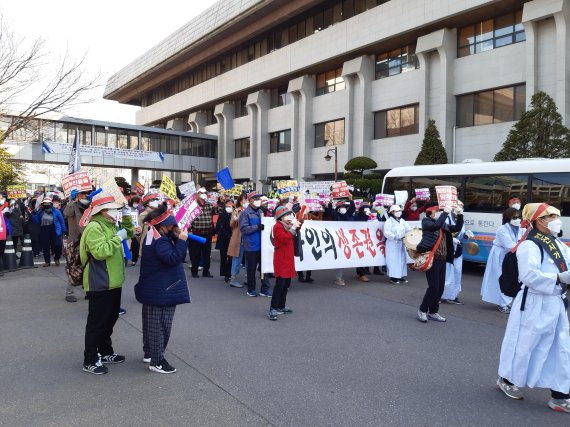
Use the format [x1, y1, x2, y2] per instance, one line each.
[131, 261, 137, 266]
[496, 377, 524, 400]
[358, 275, 370, 282]
[417, 310, 428, 323]
[305, 277, 314, 283]
[548, 398, 570, 412]
[276, 306, 293, 314]
[224, 277, 230, 283]
[447, 298, 465, 305]
[297, 276, 306, 283]
[427, 313, 446, 322]
[334, 279, 345, 286]
[259, 290, 272, 298]
[267, 308, 278, 321]
[55, 260, 60, 266]
[149, 359, 176, 374]
[390, 278, 400, 284]
[230, 280, 244, 288]
[198, 266, 203, 271]
[83, 360, 108, 375]
[440, 298, 449, 304]
[399, 278, 409, 283]
[65, 293, 77, 303]
[246, 290, 257, 297]
[42, 263, 50, 267]
[119, 308, 127, 315]
[498, 305, 511, 314]
[143, 356, 151, 363]
[100, 353, 126, 364]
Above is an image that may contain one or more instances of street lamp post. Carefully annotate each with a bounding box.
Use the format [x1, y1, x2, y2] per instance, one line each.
[324, 146, 338, 182]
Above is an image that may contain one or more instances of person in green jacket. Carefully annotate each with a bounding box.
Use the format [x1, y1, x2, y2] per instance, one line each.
[80, 191, 134, 375]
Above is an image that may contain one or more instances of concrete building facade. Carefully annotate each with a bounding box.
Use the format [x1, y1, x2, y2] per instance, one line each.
[104, 0, 570, 191]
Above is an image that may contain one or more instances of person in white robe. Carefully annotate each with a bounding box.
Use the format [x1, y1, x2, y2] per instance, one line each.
[497, 203, 570, 412]
[383, 205, 412, 284]
[441, 201, 474, 305]
[481, 208, 524, 313]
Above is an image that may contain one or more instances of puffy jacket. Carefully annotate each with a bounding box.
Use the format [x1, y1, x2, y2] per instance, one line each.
[215, 210, 232, 250]
[135, 235, 190, 306]
[7, 207, 24, 237]
[417, 212, 464, 263]
[80, 214, 134, 292]
[32, 208, 67, 236]
[324, 200, 356, 221]
[63, 201, 87, 244]
[240, 205, 263, 251]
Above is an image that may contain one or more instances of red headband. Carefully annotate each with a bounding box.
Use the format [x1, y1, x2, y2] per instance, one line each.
[91, 196, 116, 207]
[149, 210, 172, 226]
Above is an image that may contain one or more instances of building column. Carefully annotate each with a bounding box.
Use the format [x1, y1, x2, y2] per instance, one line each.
[188, 111, 207, 133]
[131, 168, 140, 185]
[288, 75, 315, 181]
[342, 55, 375, 158]
[416, 28, 457, 161]
[214, 102, 234, 172]
[247, 91, 270, 191]
[166, 118, 186, 131]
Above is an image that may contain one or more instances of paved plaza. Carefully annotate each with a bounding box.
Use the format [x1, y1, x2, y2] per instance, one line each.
[0, 254, 567, 426]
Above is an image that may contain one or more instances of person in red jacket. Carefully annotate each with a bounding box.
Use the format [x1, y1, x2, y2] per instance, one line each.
[403, 197, 426, 221]
[267, 206, 300, 321]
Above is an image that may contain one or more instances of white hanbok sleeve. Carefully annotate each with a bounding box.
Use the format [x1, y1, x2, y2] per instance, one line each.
[384, 218, 402, 241]
[517, 240, 558, 295]
[495, 225, 516, 250]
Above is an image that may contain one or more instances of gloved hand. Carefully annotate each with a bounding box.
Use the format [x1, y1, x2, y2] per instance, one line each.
[258, 223, 265, 231]
[454, 206, 464, 215]
[115, 228, 128, 241]
[122, 206, 131, 216]
[70, 189, 78, 201]
[559, 271, 570, 284]
[465, 230, 475, 239]
[453, 238, 460, 245]
[443, 206, 452, 214]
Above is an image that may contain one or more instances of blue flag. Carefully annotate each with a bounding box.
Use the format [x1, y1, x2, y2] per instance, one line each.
[216, 167, 235, 190]
[68, 128, 81, 174]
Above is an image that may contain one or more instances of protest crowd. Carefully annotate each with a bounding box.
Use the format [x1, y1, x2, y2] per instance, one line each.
[2, 168, 570, 413]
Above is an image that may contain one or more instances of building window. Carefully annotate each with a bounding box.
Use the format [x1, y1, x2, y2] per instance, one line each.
[234, 99, 248, 118]
[374, 104, 419, 139]
[458, 11, 525, 58]
[235, 138, 250, 158]
[270, 87, 291, 108]
[315, 67, 345, 96]
[269, 129, 291, 153]
[456, 85, 526, 127]
[375, 44, 419, 79]
[315, 119, 345, 147]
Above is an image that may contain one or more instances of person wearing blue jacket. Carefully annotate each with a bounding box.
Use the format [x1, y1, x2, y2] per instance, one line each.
[135, 204, 190, 374]
[32, 197, 66, 267]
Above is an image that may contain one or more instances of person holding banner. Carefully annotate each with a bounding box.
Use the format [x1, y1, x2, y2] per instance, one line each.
[416, 202, 463, 323]
[384, 205, 412, 284]
[325, 198, 355, 286]
[32, 197, 66, 267]
[188, 188, 217, 279]
[267, 206, 299, 320]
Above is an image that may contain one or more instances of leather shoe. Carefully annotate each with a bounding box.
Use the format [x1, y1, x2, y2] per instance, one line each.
[203, 273, 214, 278]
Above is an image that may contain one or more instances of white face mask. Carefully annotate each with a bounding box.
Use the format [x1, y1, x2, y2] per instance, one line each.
[511, 203, 521, 210]
[225, 207, 233, 213]
[546, 218, 563, 235]
[241, 202, 248, 208]
[253, 200, 262, 208]
[133, 203, 139, 209]
[364, 209, 371, 216]
[148, 200, 159, 208]
[79, 199, 90, 206]
[106, 209, 120, 220]
[410, 206, 417, 211]
[433, 212, 441, 220]
[338, 208, 347, 215]
[393, 211, 402, 218]
[510, 219, 521, 227]
[199, 193, 207, 200]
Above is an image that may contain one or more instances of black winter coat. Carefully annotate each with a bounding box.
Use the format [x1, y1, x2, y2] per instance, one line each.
[215, 211, 232, 250]
[417, 212, 464, 263]
[324, 201, 356, 221]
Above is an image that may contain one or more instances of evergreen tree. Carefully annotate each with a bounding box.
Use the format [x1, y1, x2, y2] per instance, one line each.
[414, 119, 448, 165]
[494, 91, 570, 161]
[0, 130, 25, 190]
[343, 156, 382, 199]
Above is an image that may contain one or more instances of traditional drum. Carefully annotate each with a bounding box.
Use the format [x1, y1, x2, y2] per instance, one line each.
[403, 228, 422, 251]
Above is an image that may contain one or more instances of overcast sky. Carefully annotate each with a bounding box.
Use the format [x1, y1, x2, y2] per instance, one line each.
[1, 0, 218, 124]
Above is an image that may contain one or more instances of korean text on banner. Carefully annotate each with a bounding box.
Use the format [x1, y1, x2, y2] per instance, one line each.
[160, 175, 178, 201]
[435, 186, 458, 210]
[394, 190, 408, 206]
[298, 181, 335, 195]
[174, 193, 202, 230]
[133, 181, 145, 196]
[101, 177, 127, 205]
[261, 218, 387, 273]
[331, 181, 350, 198]
[375, 194, 395, 206]
[414, 188, 431, 200]
[303, 198, 323, 212]
[225, 184, 244, 197]
[61, 172, 92, 198]
[277, 180, 299, 198]
[178, 181, 196, 197]
[7, 185, 27, 199]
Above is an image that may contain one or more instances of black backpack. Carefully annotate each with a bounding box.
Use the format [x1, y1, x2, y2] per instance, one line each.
[499, 241, 543, 298]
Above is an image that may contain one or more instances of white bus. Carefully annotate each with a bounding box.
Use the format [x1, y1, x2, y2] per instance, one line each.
[381, 158, 570, 263]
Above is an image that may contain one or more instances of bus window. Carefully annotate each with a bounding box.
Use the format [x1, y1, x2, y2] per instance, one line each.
[383, 176, 410, 195]
[411, 176, 462, 202]
[531, 173, 570, 216]
[465, 175, 528, 212]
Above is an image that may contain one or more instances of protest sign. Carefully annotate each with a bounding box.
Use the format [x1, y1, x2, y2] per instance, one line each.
[266, 199, 279, 211]
[225, 184, 244, 197]
[331, 181, 350, 198]
[174, 193, 202, 230]
[374, 194, 394, 206]
[353, 199, 363, 210]
[303, 198, 323, 212]
[7, 185, 27, 199]
[435, 186, 458, 210]
[414, 188, 431, 200]
[209, 192, 219, 203]
[178, 181, 196, 197]
[159, 175, 178, 201]
[276, 180, 299, 198]
[101, 177, 127, 205]
[61, 172, 92, 198]
[298, 181, 335, 195]
[394, 190, 408, 206]
[133, 181, 145, 196]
